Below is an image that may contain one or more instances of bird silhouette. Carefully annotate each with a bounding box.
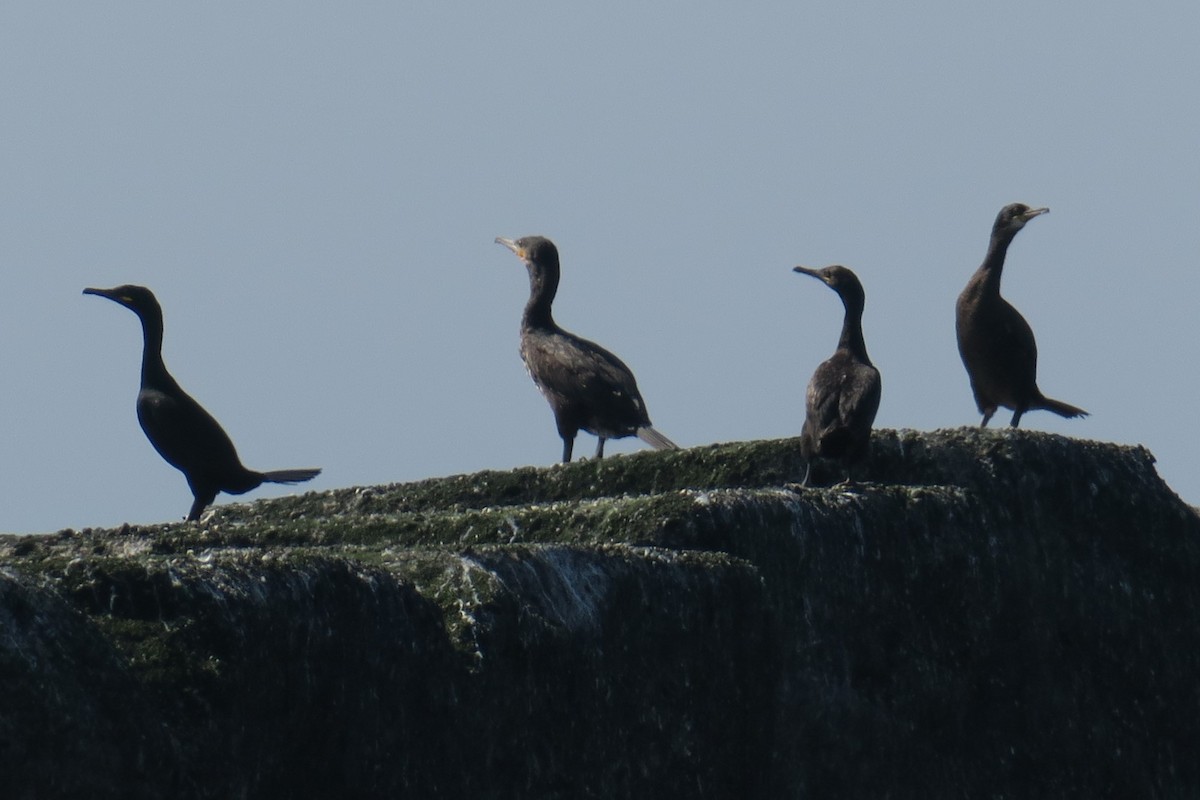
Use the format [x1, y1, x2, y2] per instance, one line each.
[955, 204, 1087, 427]
[495, 236, 677, 462]
[85, 284, 320, 520]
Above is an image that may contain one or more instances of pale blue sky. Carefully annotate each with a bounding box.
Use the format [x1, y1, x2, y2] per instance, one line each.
[2, 4, 1197, 533]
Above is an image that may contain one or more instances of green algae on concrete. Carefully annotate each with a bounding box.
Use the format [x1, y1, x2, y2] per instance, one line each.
[5, 542, 768, 798]
[185, 426, 1174, 529]
[2, 428, 1200, 798]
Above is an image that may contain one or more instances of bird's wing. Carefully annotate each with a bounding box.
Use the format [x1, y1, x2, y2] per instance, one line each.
[806, 358, 880, 455]
[137, 388, 240, 476]
[524, 332, 651, 429]
[805, 364, 843, 435]
[838, 364, 882, 432]
[999, 302, 1039, 371]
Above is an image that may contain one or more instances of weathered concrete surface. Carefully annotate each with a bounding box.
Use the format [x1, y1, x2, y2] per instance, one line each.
[2, 428, 1199, 798]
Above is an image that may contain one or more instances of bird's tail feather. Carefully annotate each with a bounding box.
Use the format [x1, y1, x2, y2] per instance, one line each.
[260, 468, 322, 485]
[1037, 397, 1089, 419]
[637, 426, 679, 451]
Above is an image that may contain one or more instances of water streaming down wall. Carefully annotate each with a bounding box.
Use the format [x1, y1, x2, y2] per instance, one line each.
[2, 428, 1198, 798]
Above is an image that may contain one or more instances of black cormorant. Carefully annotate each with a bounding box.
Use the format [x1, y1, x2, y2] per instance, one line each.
[495, 236, 678, 463]
[84, 284, 321, 521]
[955, 204, 1088, 427]
[793, 265, 882, 485]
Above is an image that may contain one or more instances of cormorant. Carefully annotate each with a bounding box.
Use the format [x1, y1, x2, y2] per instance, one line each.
[83, 285, 321, 521]
[495, 236, 678, 463]
[793, 265, 882, 485]
[955, 204, 1088, 427]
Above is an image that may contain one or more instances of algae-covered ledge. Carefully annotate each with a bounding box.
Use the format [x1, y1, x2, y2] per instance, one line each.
[3, 429, 1199, 798]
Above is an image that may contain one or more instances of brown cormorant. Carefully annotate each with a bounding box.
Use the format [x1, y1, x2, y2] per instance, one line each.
[955, 204, 1088, 427]
[84, 284, 321, 521]
[495, 236, 678, 463]
[793, 265, 882, 485]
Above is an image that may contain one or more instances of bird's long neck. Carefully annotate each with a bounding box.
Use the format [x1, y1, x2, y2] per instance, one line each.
[976, 231, 1015, 296]
[837, 293, 871, 364]
[136, 308, 177, 390]
[522, 262, 559, 331]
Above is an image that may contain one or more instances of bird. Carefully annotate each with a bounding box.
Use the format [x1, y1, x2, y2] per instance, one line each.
[495, 235, 678, 463]
[83, 284, 321, 521]
[955, 203, 1088, 428]
[793, 265, 882, 485]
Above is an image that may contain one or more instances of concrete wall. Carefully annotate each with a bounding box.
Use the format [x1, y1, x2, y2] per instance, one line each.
[2, 428, 1197, 798]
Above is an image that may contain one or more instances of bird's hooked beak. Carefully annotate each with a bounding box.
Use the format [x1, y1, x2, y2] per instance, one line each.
[1022, 207, 1050, 222]
[793, 266, 829, 284]
[495, 237, 525, 260]
[83, 286, 130, 306]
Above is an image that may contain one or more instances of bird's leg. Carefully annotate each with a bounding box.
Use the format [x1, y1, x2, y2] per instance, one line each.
[1010, 409, 1024, 428]
[187, 490, 217, 522]
[594, 437, 606, 459]
[561, 436, 575, 464]
[980, 408, 995, 428]
[833, 465, 861, 489]
[800, 461, 812, 487]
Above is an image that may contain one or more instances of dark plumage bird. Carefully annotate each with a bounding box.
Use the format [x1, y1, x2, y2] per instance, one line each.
[955, 203, 1088, 428]
[84, 285, 321, 521]
[495, 236, 678, 463]
[793, 265, 882, 485]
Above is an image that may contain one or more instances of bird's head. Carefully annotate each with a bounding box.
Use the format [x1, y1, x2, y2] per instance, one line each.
[83, 284, 163, 319]
[793, 264, 864, 298]
[993, 203, 1048, 238]
[495, 235, 559, 271]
